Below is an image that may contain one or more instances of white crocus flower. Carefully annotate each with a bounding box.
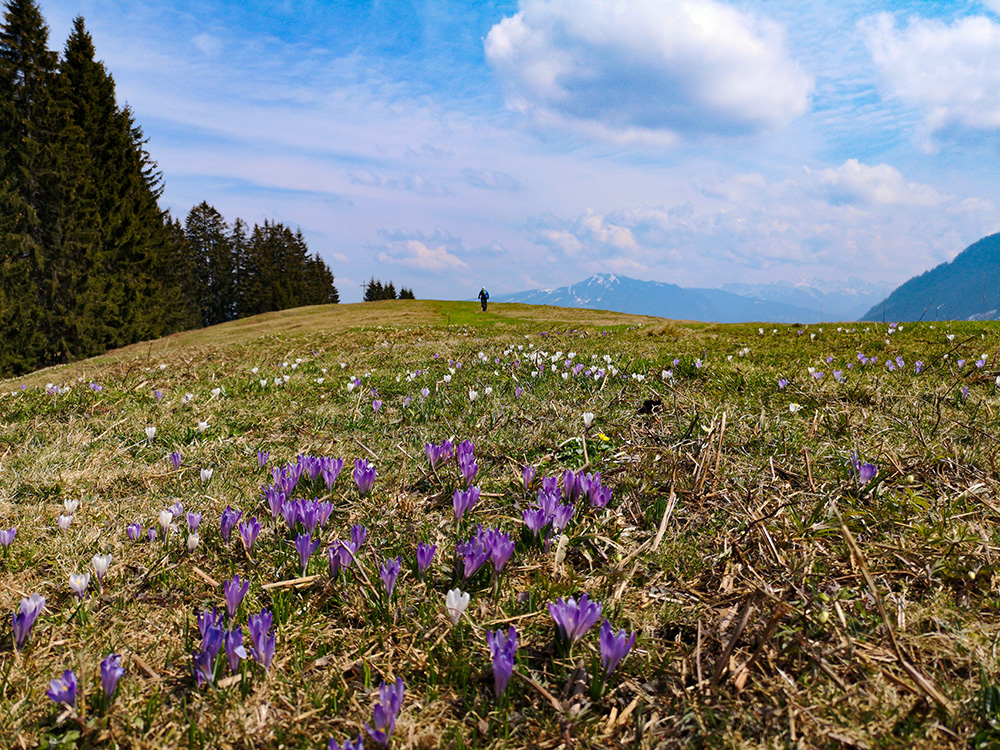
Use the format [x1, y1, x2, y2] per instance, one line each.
[187, 532, 200, 552]
[582, 412, 594, 428]
[69, 572, 90, 599]
[145, 426, 156, 441]
[159, 510, 173, 533]
[789, 403, 802, 413]
[200, 468, 214, 484]
[196, 421, 208, 433]
[469, 390, 478, 402]
[446, 588, 470, 625]
[58, 514, 73, 531]
[63, 498, 79, 514]
[92, 554, 112, 582]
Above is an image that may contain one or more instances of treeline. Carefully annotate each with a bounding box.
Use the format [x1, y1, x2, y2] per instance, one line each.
[0, 1, 338, 376]
[364, 278, 415, 301]
[175, 203, 338, 328]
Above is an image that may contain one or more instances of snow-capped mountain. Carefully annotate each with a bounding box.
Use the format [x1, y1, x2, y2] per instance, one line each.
[494, 274, 846, 323]
[720, 278, 887, 321]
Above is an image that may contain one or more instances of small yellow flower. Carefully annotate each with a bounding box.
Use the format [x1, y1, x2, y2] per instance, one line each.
[596, 432, 610, 442]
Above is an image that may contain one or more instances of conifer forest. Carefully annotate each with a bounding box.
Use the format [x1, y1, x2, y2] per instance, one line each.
[0, 1, 340, 377]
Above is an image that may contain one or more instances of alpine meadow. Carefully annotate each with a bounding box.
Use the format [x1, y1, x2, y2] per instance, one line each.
[6, 0, 1000, 749]
[4, 301, 1000, 748]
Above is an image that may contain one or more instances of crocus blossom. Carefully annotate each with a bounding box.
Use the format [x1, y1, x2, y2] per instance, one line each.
[549, 594, 602, 643]
[599, 619, 636, 676]
[353, 459, 376, 497]
[224, 575, 250, 619]
[364, 678, 405, 746]
[487, 626, 518, 698]
[380, 557, 402, 599]
[446, 588, 470, 625]
[101, 653, 125, 702]
[12, 594, 45, 650]
[416, 542, 436, 582]
[47, 669, 77, 706]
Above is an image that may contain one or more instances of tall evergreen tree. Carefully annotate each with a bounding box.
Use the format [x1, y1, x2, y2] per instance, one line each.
[185, 202, 233, 326]
[0, 0, 65, 361]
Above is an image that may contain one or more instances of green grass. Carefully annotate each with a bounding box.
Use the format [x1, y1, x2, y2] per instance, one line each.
[2, 304, 1000, 748]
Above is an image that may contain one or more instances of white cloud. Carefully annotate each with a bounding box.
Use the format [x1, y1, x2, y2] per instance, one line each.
[809, 159, 943, 207]
[864, 13, 1000, 132]
[485, 0, 813, 142]
[539, 229, 584, 254]
[378, 240, 468, 271]
[192, 33, 222, 57]
[462, 168, 520, 191]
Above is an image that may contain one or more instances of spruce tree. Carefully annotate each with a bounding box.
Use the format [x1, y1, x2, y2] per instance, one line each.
[185, 202, 233, 326]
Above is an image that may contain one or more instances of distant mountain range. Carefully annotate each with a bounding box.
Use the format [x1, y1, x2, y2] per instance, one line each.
[860, 233, 1000, 322]
[495, 274, 884, 324]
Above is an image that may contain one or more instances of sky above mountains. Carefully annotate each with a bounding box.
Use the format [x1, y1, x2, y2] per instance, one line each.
[38, 0, 1000, 302]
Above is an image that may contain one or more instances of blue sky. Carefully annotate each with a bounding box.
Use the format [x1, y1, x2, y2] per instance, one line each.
[36, 0, 1000, 301]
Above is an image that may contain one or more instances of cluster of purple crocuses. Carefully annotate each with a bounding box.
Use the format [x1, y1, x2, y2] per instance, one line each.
[549, 594, 636, 675]
[45, 653, 124, 711]
[193, 583, 275, 688]
[522, 468, 612, 542]
[457, 524, 515, 583]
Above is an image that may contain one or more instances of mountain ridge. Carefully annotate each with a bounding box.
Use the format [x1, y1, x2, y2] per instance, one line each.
[495, 274, 879, 323]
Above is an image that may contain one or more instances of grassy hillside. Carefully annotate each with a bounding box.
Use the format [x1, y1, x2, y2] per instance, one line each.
[3, 304, 1000, 748]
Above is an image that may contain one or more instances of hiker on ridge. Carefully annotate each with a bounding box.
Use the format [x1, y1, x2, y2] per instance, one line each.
[479, 287, 489, 312]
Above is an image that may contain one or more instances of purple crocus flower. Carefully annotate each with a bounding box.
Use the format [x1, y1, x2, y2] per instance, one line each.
[590, 486, 613, 509]
[295, 532, 321, 575]
[372, 399, 382, 414]
[248, 608, 276, 670]
[239, 517, 261, 553]
[126, 522, 142, 541]
[915, 361, 924, 374]
[328, 543, 346, 577]
[452, 486, 480, 521]
[220, 506, 242, 544]
[351, 524, 368, 550]
[778, 378, 788, 389]
[458, 529, 490, 581]
[280, 500, 299, 533]
[552, 503, 575, 533]
[522, 465, 536, 491]
[47, 669, 77, 706]
[169, 451, 182, 470]
[523, 508, 547, 537]
[12, 593, 45, 650]
[380, 557, 402, 599]
[147, 527, 157, 542]
[549, 594, 603, 643]
[515, 386, 523, 399]
[416, 542, 436, 582]
[224, 627, 248, 674]
[487, 626, 518, 698]
[101, 653, 125, 702]
[353, 459, 377, 497]
[257, 450, 270, 468]
[849, 454, 878, 485]
[599, 619, 636, 676]
[563, 470, 582, 504]
[364, 678, 405, 746]
[0, 527, 15, 552]
[192, 650, 215, 688]
[488, 532, 515, 574]
[224, 575, 250, 620]
[328, 737, 364, 750]
[187, 512, 202, 533]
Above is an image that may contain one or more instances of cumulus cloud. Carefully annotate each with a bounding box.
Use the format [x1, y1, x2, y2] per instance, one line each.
[378, 240, 468, 271]
[462, 168, 520, 191]
[809, 159, 943, 207]
[484, 0, 813, 142]
[864, 13, 1000, 132]
[527, 165, 997, 288]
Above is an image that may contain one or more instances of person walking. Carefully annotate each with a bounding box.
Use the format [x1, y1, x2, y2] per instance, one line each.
[478, 287, 489, 312]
